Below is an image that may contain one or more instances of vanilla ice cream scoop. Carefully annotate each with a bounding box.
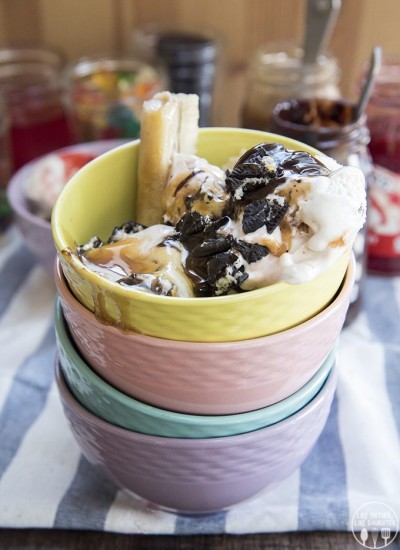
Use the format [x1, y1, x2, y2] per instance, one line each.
[162, 153, 228, 225]
[24, 151, 96, 220]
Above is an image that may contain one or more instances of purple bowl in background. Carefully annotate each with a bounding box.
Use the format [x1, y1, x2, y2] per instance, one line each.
[7, 140, 127, 274]
[56, 359, 337, 513]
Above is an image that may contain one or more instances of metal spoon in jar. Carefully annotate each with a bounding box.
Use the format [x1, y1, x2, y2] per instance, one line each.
[355, 46, 382, 121]
[303, 0, 342, 65]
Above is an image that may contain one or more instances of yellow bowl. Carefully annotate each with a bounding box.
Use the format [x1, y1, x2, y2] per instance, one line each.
[52, 128, 351, 342]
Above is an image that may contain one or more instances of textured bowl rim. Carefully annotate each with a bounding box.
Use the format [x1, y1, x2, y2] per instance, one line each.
[55, 296, 337, 431]
[7, 140, 129, 229]
[52, 128, 349, 306]
[54, 253, 354, 350]
[56, 358, 337, 447]
[7, 162, 51, 229]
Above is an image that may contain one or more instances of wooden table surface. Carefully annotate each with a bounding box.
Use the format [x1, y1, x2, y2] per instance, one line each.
[0, 529, 378, 549]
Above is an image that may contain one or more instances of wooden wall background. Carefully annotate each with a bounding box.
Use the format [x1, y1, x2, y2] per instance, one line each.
[0, 0, 399, 125]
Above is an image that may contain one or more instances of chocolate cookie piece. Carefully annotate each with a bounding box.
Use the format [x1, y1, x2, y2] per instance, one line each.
[229, 143, 329, 194]
[242, 198, 289, 234]
[108, 221, 146, 243]
[118, 273, 175, 296]
[176, 210, 270, 296]
[225, 158, 283, 202]
[233, 240, 269, 264]
[77, 235, 104, 255]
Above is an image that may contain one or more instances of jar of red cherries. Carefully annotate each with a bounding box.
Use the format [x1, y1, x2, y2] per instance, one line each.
[364, 55, 400, 275]
[0, 45, 74, 172]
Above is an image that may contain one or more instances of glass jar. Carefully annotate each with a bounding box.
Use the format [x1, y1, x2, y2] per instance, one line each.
[63, 56, 167, 142]
[270, 98, 373, 325]
[364, 55, 400, 275]
[0, 45, 74, 171]
[156, 33, 218, 127]
[241, 41, 341, 131]
[0, 94, 12, 230]
[132, 24, 220, 127]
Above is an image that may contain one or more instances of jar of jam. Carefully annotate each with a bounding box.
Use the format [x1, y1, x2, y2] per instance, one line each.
[241, 40, 341, 131]
[0, 45, 74, 171]
[270, 98, 373, 325]
[364, 55, 400, 275]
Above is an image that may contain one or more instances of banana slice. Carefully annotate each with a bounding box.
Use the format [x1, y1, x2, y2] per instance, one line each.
[136, 91, 199, 226]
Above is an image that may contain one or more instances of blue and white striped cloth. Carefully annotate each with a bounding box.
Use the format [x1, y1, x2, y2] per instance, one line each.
[0, 225, 399, 535]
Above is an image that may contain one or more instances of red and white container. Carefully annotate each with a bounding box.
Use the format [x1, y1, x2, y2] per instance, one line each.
[365, 54, 400, 275]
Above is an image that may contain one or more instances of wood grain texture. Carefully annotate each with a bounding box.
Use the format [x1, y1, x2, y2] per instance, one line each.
[0, 0, 398, 98]
[37, 0, 116, 60]
[0, 0, 42, 43]
[0, 529, 388, 549]
[132, 0, 306, 65]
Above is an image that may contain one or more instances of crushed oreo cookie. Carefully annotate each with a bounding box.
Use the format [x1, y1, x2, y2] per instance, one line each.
[118, 273, 175, 296]
[233, 240, 270, 264]
[78, 221, 146, 257]
[175, 210, 269, 296]
[224, 142, 330, 238]
[108, 221, 146, 243]
[77, 235, 103, 255]
[234, 142, 329, 178]
[242, 198, 289, 234]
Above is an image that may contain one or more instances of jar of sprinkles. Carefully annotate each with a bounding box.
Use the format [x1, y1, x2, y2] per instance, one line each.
[64, 56, 166, 142]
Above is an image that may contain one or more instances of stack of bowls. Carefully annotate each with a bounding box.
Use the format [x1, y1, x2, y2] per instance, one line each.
[51, 128, 355, 513]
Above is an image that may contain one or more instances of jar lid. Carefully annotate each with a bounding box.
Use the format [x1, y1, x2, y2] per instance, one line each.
[250, 40, 339, 87]
[167, 63, 216, 83]
[65, 56, 163, 80]
[157, 33, 218, 65]
[0, 44, 65, 69]
[0, 45, 66, 97]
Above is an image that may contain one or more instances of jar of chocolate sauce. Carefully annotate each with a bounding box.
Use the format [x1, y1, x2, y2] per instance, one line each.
[270, 98, 373, 325]
[363, 55, 400, 275]
[241, 41, 341, 131]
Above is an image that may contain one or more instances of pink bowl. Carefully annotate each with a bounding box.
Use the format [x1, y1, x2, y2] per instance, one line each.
[56, 359, 337, 513]
[55, 256, 354, 415]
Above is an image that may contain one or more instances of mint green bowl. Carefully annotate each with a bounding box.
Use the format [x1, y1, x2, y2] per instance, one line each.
[55, 299, 337, 439]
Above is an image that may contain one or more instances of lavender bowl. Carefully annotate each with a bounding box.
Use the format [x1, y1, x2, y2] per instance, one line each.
[56, 359, 337, 513]
[7, 140, 126, 273]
